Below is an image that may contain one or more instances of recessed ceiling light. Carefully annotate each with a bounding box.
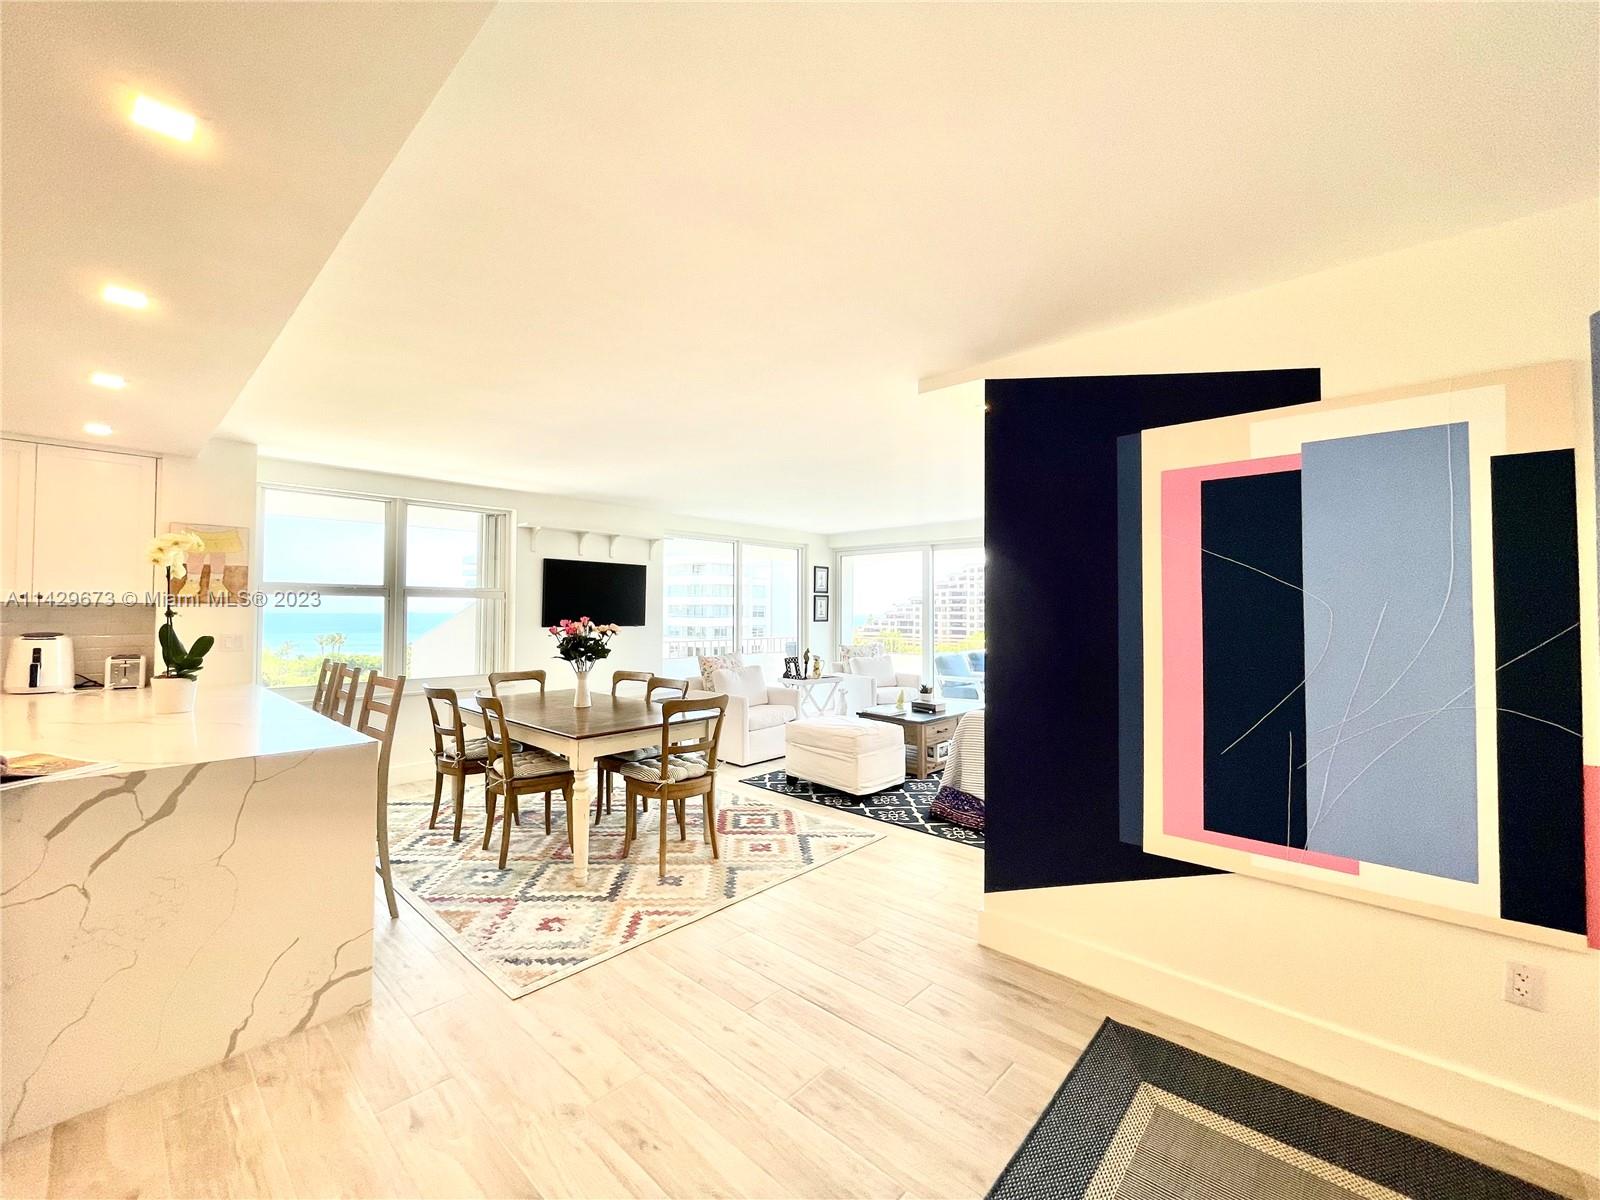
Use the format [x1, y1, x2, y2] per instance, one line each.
[130, 94, 196, 143]
[89, 371, 127, 390]
[101, 284, 149, 310]
[83, 422, 114, 437]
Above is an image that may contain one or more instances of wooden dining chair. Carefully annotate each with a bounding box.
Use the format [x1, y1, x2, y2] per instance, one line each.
[620, 694, 729, 880]
[487, 669, 546, 699]
[479, 696, 577, 870]
[610, 669, 653, 696]
[356, 670, 407, 919]
[311, 658, 336, 713]
[595, 675, 692, 822]
[323, 663, 363, 725]
[314, 660, 342, 717]
[422, 686, 491, 842]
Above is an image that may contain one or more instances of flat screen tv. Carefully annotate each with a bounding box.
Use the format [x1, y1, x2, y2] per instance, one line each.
[539, 558, 647, 627]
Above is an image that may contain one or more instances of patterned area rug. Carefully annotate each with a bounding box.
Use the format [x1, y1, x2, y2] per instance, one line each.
[385, 781, 881, 998]
[989, 1020, 1561, 1200]
[741, 769, 984, 848]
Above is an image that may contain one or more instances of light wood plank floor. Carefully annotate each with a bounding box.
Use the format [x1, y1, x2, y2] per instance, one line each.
[2, 761, 1592, 1200]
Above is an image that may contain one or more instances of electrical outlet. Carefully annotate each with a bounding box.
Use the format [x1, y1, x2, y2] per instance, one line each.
[1504, 962, 1546, 1011]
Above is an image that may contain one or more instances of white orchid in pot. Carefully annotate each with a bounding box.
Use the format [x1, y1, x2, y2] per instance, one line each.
[146, 531, 213, 714]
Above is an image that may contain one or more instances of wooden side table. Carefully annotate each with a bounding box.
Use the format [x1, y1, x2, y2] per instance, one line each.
[857, 699, 983, 779]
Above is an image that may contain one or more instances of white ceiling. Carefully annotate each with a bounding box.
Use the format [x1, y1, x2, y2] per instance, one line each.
[0, 1, 491, 453]
[6, 4, 1596, 532]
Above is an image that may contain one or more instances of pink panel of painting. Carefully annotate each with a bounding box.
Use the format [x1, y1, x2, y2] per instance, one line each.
[1159, 453, 1359, 874]
[1586, 765, 1599, 949]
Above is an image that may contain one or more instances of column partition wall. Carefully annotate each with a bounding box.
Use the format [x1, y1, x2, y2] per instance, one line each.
[836, 541, 985, 693]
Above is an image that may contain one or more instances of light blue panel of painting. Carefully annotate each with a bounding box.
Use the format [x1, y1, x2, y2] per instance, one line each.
[1300, 423, 1477, 881]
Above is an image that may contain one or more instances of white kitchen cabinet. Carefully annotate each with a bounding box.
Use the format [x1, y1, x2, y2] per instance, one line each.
[1, 440, 36, 597]
[4, 440, 157, 599]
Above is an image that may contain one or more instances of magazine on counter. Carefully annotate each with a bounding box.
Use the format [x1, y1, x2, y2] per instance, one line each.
[1, 751, 115, 788]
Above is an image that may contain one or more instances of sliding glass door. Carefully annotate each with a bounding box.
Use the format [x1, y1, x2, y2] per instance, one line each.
[838, 543, 984, 692]
[932, 545, 985, 697]
[662, 537, 802, 678]
[839, 549, 925, 676]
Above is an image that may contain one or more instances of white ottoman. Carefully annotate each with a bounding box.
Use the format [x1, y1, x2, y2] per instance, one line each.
[785, 716, 906, 796]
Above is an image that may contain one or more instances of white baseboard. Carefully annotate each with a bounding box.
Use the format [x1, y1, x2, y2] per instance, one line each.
[978, 903, 1599, 1174]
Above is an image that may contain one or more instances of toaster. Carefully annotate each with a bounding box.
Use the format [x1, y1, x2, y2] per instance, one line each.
[104, 654, 147, 689]
[3, 633, 76, 694]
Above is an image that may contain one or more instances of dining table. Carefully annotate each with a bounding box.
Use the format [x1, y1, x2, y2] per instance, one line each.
[457, 688, 714, 884]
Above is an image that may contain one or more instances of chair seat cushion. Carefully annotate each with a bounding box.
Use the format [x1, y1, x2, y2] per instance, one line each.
[599, 747, 656, 768]
[487, 748, 572, 782]
[440, 737, 490, 762]
[747, 703, 796, 731]
[618, 754, 710, 783]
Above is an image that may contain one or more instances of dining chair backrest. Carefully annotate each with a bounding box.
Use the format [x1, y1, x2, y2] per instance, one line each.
[610, 669, 652, 698]
[477, 695, 519, 784]
[315, 661, 342, 717]
[487, 669, 546, 700]
[422, 686, 470, 760]
[325, 663, 363, 725]
[357, 671, 406, 922]
[647, 675, 692, 703]
[356, 672, 406, 773]
[311, 658, 336, 713]
[653, 694, 728, 782]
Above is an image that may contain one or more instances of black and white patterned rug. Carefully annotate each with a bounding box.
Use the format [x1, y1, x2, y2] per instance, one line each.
[990, 1020, 1560, 1199]
[741, 770, 984, 848]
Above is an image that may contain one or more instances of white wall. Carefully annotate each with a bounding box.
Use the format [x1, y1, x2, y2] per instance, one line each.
[969, 199, 1600, 1172]
[256, 458, 833, 768]
[827, 518, 983, 551]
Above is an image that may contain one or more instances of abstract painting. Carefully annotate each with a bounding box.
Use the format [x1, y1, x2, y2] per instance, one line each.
[168, 522, 250, 602]
[1118, 373, 1594, 947]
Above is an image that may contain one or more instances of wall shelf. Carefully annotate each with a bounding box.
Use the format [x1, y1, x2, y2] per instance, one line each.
[517, 524, 662, 560]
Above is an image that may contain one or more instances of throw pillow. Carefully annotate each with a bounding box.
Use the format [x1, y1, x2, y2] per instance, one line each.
[697, 652, 744, 690]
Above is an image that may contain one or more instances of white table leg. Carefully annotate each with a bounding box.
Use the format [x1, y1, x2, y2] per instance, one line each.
[569, 747, 593, 885]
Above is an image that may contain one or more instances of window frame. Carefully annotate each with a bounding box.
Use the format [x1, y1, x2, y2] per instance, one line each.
[256, 483, 512, 696]
[834, 538, 984, 683]
[661, 533, 808, 665]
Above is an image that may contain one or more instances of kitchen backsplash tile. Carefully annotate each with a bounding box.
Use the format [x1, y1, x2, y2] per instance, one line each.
[1, 602, 157, 686]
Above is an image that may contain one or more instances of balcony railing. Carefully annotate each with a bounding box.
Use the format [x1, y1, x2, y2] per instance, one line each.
[663, 635, 800, 660]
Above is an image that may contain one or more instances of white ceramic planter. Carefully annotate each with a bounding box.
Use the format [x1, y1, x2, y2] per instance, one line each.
[151, 675, 197, 714]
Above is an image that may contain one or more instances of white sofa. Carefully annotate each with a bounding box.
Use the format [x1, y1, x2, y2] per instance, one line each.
[786, 717, 905, 796]
[710, 664, 801, 765]
[839, 655, 922, 713]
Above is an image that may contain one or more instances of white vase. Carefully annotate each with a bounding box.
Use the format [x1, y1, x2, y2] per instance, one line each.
[151, 675, 197, 715]
[572, 664, 593, 708]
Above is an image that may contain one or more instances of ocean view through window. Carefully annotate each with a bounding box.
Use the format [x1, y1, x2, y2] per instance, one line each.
[259, 487, 508, 687]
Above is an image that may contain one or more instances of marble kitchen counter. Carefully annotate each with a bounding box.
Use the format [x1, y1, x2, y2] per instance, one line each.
[1, 683, 370, 769]
[1, 685, 378, 1142]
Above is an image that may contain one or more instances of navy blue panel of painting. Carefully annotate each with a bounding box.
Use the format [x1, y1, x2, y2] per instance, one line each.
[1492, 449, 1585, 934]
[1117, 432, 1144, 846]
[1198, 471, 1308, 847]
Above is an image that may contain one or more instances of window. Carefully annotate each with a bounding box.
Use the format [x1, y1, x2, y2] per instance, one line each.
[663, 538, 735, 664]
[739, 542, 800, 660]
[839, 549, 925, 676]
[662, 536, 803, 677]
[838, 542, 984, 690]
[259, 487, 508, 687]
[932, 545, 986, 697]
